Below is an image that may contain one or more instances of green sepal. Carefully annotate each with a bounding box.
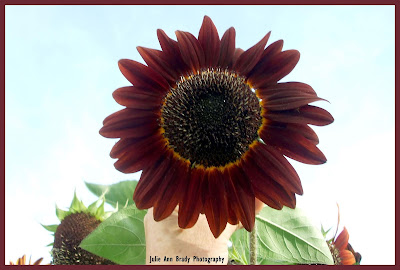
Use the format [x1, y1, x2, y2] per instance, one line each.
[87, 199, 99, 216]
[55, 205, 69, 221]
[46, 191, 115, 246]
[41, 224, 58, 233]
[95, 200, 105, 220]
[70, 190, 87, 213]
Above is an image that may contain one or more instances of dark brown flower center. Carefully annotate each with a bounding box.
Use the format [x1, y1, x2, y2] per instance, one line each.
[161, 68, 262, 167]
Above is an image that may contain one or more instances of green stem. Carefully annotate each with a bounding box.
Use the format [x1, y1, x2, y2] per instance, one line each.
[249, 222, 257, 265]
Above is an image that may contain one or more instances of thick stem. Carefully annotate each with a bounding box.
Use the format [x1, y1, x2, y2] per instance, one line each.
[249, 223, 258, 265]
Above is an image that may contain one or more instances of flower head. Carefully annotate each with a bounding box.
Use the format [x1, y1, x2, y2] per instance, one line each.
[324, 204, 361, 265]
[43, 192, 115, 264]
[328, 227, 361, 265]
[100, 16, 334, 238]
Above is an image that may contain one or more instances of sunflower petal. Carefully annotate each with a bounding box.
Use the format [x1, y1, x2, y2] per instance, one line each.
[248, 144, 296, 208]
[285, 123, 320, 145]
[99, 112, 159, 139]
[176, 30, 205, 72]
[118, 59, 169, 94]
[347, 243, 362, 264]
[241, 156, 283, 210]
[259, 124, 327, 164]
[249, 50, 300, 88]
[227, 203, 239, 225]
[257, 82, 316, 98]
[263, 95, 325, 111]
[33, 258, 44, 265]
[232, 48, 244, 67]
[137, 46, 179, 84]
[259, 82, 326, 111]
[233, 32, 271, 76]
[261, 39, 284, 59]
[335, 227, 350, 251]
[110, 132, 163, 159]
[242, 147, 296, 209]
[226, 164, 255, 231]
[247, 39, 283, 81]
[178, 167, 204, 229]
[203, 168, 228, 238]
[157, 29, 179, 55]
[265, 105, 334, 126]
[157, 29, 189, 77]
[253, 142, 303, 194]
[102, 108, 157, 126]
[340, 250, 356, 265]
[218, 27, 235, 68]
[221, 168, 239, 226]
[133, 151, 172, 209]
[198, 16, 220, 67]
[113, 135, 166, 173]
[153, 157, 190, 221]
[113, 86, 163, 110]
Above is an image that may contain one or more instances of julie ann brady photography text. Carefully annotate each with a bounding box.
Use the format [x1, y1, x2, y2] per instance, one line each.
[149, 255, 225, 264]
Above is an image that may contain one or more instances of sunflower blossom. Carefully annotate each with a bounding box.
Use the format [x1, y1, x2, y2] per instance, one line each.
[329, 227, 361, 265]
[43, 192, 115, 264]
[100, 16, 334, 238]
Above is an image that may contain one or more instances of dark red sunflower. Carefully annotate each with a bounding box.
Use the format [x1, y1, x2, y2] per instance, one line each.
[100, 16, 333, 238]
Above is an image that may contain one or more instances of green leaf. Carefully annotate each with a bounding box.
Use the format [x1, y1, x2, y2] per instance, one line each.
[228, 234, 249, 265]
[229, 206, 334, 265]
[87, 199, 100, 216]
[80, 205, 146, 265]
[85, 180, 138, 208]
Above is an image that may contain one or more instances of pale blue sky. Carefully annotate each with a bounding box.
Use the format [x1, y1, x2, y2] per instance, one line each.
[5, 5, 395, 264]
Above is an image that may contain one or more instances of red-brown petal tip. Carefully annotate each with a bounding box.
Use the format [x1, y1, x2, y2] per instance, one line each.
[199, 16, 220, 67]
[117, 59, 169, 94]
[175, 30, 205, 72]
[218, 27, 236, 68]
[233, 31, 271, 76]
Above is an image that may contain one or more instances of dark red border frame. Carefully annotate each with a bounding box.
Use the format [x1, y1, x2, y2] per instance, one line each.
[0, 1, 398, 269]
[0, 0, 397, 4]
[1, 2, 4, 269]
